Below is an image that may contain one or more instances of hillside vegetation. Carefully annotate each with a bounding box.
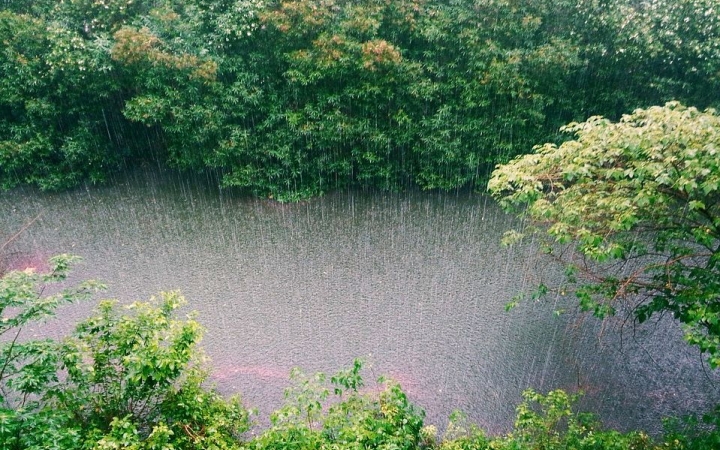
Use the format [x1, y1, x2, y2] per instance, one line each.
[1, 0, 718, 200]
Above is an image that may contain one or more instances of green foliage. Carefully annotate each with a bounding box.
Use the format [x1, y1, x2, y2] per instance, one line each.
[663, 406, 720, 450]
[0, 255, 104, 410]
[484, 389, 656, 450]
[248, 358, 426, 450]
[437, 411, 489, 450]
[0, 254, 102, 449]
[0, 259, 249, 449]
[54, 293, 247, 448]
[49, 293, 250, 449]
[489, 102, 720, 367]
[572, 0, 720, 114]
[0, 10, 128, 191]
[3, 0, 718, 199]
[502, 389, 653, 450]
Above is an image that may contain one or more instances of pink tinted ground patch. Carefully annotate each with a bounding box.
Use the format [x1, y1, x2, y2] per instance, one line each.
[384, 371, 419, 393]
[212, 364, 291, 382]
[5, 251, 51, 273]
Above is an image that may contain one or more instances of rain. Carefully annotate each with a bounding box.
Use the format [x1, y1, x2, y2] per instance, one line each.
[1, 168, 717, 433]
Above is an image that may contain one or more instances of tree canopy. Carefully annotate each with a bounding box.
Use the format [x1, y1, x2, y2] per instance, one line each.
[489, 102, 720, 367]
[1, 0, 719, 199]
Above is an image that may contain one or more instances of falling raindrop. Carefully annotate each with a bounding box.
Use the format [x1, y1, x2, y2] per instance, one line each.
[0, 168, 718, 433]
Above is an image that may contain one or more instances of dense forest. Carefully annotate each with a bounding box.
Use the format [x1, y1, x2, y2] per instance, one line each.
[1, 0, 718, 200]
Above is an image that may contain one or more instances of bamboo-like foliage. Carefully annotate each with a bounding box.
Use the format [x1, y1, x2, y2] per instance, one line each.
[0, 0, 718, 199]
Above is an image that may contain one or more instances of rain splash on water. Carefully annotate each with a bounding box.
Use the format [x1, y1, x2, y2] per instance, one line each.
[1, 168, 718, 433]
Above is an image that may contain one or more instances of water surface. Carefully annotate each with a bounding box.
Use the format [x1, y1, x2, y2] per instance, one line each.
[1, 169, 717, 433]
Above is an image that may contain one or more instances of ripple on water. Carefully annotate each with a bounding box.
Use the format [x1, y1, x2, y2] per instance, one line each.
[0, 168, 718, 434]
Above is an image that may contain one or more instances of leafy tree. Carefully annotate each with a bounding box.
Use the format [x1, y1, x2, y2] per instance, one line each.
[2, 0, 719, 199]
[53, 293, 249, 449]
[0, 254, 104, 448]
[0, 257, 249, 449]
[663, 405, 720, 450]
[0, 255, 102, 408]
[489, 102, 720, 367]
[571, 0, 720, 116]
[0, 10, 126, 191]
[497, 389, 654, 450]
[248, 359, 426, 450]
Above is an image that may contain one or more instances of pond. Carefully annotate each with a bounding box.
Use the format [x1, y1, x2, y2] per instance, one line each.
[1, 168, 717, 433]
